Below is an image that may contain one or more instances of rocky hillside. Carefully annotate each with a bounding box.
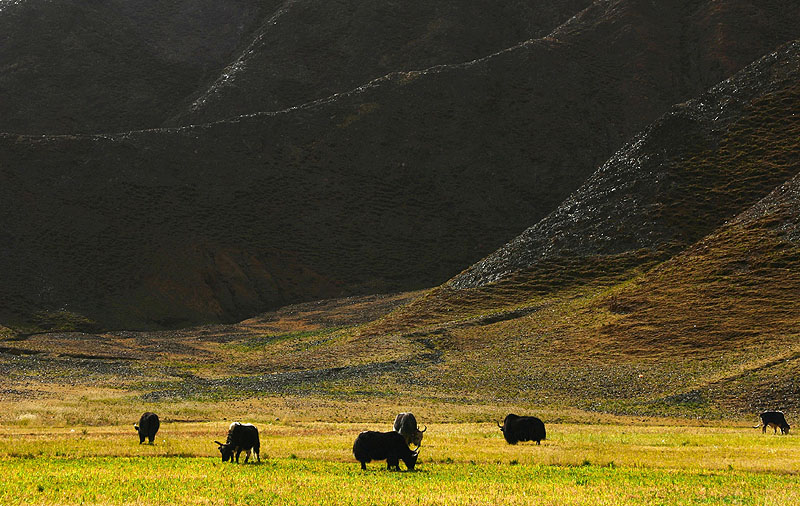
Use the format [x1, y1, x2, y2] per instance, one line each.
[1, 1, 799, 331]
[348, 77, 800, 415]
[4, 173, 797, 414]
[451, 40, 800, 289]
[587, 171, 800, 413]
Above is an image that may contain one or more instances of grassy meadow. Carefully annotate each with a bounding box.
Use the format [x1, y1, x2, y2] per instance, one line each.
[2, 182, 799, 506]
[2, 412, 799, 505]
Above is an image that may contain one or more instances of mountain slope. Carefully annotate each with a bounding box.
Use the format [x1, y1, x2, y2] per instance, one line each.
[0, 0, 280, 134]
[2, 3, 799, 330]
[4, 174, 797, 414]
[451, 40, 800, 289]
[338, 42, 800, 413]
[3, 50, 799, 410]
[374, 40, 800, 336]
[173, 0, 591, 124]
[179, 0, 800, 125]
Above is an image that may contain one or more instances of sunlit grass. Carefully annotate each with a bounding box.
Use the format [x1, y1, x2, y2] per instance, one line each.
[2, 421, 798, 473]
[5, 457, 800, 506]
[1, 421, 799, 505]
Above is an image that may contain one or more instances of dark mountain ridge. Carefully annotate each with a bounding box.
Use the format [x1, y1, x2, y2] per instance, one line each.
[174, 0, 593, 125]
[1, 1, 799, 331]
[0, 0, 281, 134]
[0, 0, 591, 134]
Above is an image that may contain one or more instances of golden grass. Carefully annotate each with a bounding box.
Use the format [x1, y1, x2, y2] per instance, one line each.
[1, 420, 798, 472]
[2, 420, 800, 505]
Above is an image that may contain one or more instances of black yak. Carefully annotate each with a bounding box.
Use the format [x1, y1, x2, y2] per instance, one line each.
[215, 422, 260, 463]
[498, 414, 546, 445]
[134, 412, 160, 444]
[353, 431, 419, 471]
[393, 412, 427, 447]
[754, 411, 790, 434]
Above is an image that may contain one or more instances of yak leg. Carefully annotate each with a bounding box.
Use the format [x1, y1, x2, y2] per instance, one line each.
[360, 461, 367, 470]
[244, 449, 251, 463]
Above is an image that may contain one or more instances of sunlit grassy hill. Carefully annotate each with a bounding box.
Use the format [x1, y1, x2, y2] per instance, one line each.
[2, 166, 797, 419]
[356, 42, 800, 415]
[597, 171, 800, 413]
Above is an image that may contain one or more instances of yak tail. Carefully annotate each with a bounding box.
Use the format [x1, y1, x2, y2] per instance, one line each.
[753, 423, 762, 429]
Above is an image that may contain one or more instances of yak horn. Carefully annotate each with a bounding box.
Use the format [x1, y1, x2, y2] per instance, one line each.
[214, 440, 224, 446]
[420, 425, 427, 433]
[497, 422, 503, 429]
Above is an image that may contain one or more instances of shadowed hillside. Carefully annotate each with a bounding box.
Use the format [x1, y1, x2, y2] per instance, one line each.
[1, 42, 799, 418]
[0, 0, 592, 134]
[174, 0, 592, 124]
[451, 40, 800, 290]
[180, 0, 800, 125]
[2, 2, 799, 331]
[0, 0, 280, 134]
[2, 169, 797, 414]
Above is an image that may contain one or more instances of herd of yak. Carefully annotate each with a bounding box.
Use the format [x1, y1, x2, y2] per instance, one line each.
[133, 410, 791, 471]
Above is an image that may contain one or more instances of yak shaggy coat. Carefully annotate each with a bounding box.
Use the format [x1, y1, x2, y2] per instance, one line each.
[353, 430, 419, 471]
[134, 412, 160, 444]
[498, 414, 546, 445]
[215, 422, 260, 463]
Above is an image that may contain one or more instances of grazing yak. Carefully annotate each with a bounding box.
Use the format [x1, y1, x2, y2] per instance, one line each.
[353, 431, 420, 471]
[215, 422, 260, 463]
[498, 414, 546, 445]
[134, 412, 160, 444]
[754, 411, 791, 434]
[393, 412, 427, 447]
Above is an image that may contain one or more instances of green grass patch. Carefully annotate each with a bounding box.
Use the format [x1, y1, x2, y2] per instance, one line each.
[2, 421, 800, 504]
[2, 455, 799, 505]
